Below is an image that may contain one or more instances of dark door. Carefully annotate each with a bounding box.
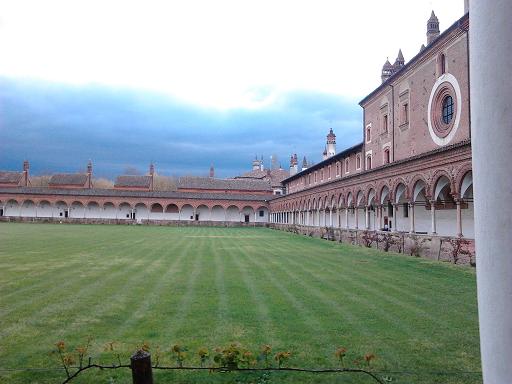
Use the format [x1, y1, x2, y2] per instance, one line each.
[64, 210, 69, 218]
[244, 214, 250, 223]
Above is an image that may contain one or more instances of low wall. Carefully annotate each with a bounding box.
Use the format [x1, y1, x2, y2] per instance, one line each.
[0, 216, 269, 228]
[270, 224, 476, 266]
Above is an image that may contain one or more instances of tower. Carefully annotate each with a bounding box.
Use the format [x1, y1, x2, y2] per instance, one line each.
[289, 154, 298, 176]
[326, 128, 336, 157]
[209, 164, 214, 178]
[381, 58, 394, 83]
[427, 11, 440, 45]
[252, 155, 260, 171]
[322, 146, 328, 161]
[86, 160, 93, 189]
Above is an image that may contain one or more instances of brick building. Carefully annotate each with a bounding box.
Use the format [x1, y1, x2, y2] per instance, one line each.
[270, 10, 474, 243]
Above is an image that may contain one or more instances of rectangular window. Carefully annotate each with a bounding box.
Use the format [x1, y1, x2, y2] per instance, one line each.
[259, 210, 264, 217]
[403, 103, 409, 124]
[383, 114, 388, 133]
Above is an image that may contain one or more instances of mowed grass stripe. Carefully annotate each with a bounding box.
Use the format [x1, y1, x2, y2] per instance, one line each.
[0, 225, 481, 384]
[0, 228, 166, 327]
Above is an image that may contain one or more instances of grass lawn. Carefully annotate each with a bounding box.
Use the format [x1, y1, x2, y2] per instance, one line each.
[0, 223, 481, 383]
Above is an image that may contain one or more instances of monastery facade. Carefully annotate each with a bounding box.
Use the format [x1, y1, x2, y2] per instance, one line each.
[270, 9, 474, 256]
[0, 8, 474, 257]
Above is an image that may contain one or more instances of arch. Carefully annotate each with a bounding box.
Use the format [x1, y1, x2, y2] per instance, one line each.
[70, 201, 85, 218]
[85, 201, 101, 219]
[165, 204, 179, 213]
[337, 193, 345, 208]
[180, 204, 194, 221]
[433, 175, 453, 201]
[211, 205, 226, 221]
[412, 178, 428, 202]
[118, 202, 132, 220]
[346, 192, 354, 207]
[55, 201, 68, 218]
[226, 205, 240, 222]
[241, 206, 255, 223]
[460, 171, 473, 199]
[356, 190, 365, 207]
[4, 199, 19, 217]
[394, 183, 408, 203]
[367, 189, 376, 206]
[134, 202, 149, 221]
[20, 200, 36, 217]
[103, 202, 116, 219]
[150, 203, 163, 213]
[196, 204, 210, 221]
[38, 200, 53, 218]
[380, 185, 391, 204]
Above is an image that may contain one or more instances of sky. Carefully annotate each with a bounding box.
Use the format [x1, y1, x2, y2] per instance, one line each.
[0, 0, 464, 178]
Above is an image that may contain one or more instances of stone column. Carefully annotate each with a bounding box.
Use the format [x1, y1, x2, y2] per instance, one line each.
[409, 202, 415, 233]
[378, 205, 383, 229]
[329, 210, 333, 227]
[471, 1, 512, 382]
[456, 200, 463, 237]
[365, 207, 369, 229]
[345, 207, 349, 229]
[355, 208, 359, 229]
[392, 204, 398, 232]
[430, 200, 437, 234]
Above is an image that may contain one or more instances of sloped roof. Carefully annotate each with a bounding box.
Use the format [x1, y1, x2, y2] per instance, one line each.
[0, 187, 270, 202]
[49, 173, 88, 186]
[115, 175, 152, 188]
[178, 176, 272, 192]
[0, 171, 22, 184]
[236, 169, 290, 188]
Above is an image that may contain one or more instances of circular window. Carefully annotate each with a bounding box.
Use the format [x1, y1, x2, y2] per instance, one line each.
[427, 73, 461, 146]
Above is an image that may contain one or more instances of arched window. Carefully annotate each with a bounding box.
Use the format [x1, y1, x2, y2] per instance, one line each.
[366, 126, 371, 142]
[441, 54, 446, 74]
[442, 95, 454, 124]
[366, 155, 372, 170]
[384, 148, 390, 164]
[345, 158, 350, 173]
[356, 154, 361, 169]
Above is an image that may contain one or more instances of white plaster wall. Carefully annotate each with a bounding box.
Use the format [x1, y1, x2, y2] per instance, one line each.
[38, 202, 53, 217]
[55, 203, 68, 218]
[211, 206, 225, 221]
[242, 207, 255, 222]
[414, 206, 431, 234]
[226, 206, 240, 222]
[103, 203, 117, 219]
[196, 205, 210, 221]
[86, 203, 101, 219]
[20, 201, 36, 217]
[5, 201, 19, 216]
[255, 207, 268, 223]
[69, 203, 85, 218]
[462, 202, 474, 238]
[134, 204, 149, 221]
[180, 205, 194, 221]
[435, 208, 457, 237]
[118, 204, 132, 220]
[163, 205, 179, 220]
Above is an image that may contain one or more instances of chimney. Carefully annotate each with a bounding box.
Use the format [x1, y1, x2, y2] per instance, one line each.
[86, 160, 93, 189]
[149, 163, 155, 191]
[22, 160, 29, 187]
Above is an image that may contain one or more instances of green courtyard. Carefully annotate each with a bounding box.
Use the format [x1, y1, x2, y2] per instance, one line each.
[0, 223, 481, 383]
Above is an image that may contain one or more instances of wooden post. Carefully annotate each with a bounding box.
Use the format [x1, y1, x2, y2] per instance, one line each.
[131, 350, 153, 384]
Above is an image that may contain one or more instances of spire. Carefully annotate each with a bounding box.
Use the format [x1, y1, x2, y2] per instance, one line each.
[394, 49, 405, 70]
[209, 164, 214, 178]
[86, 160, 93, 188]
[322, 146, 328, 160]
[301, 156, 308, 171]
[149, 162, 155, 176]
[427, 10, 440, 45]
[381, 58, 394, 83]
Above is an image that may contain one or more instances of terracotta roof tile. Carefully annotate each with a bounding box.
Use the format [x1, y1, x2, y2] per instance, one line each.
[0, 171, 22, 184]
[49, 173, 88, 186]
[115, 175, 152, 188]
[178, 176, 272, 191]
